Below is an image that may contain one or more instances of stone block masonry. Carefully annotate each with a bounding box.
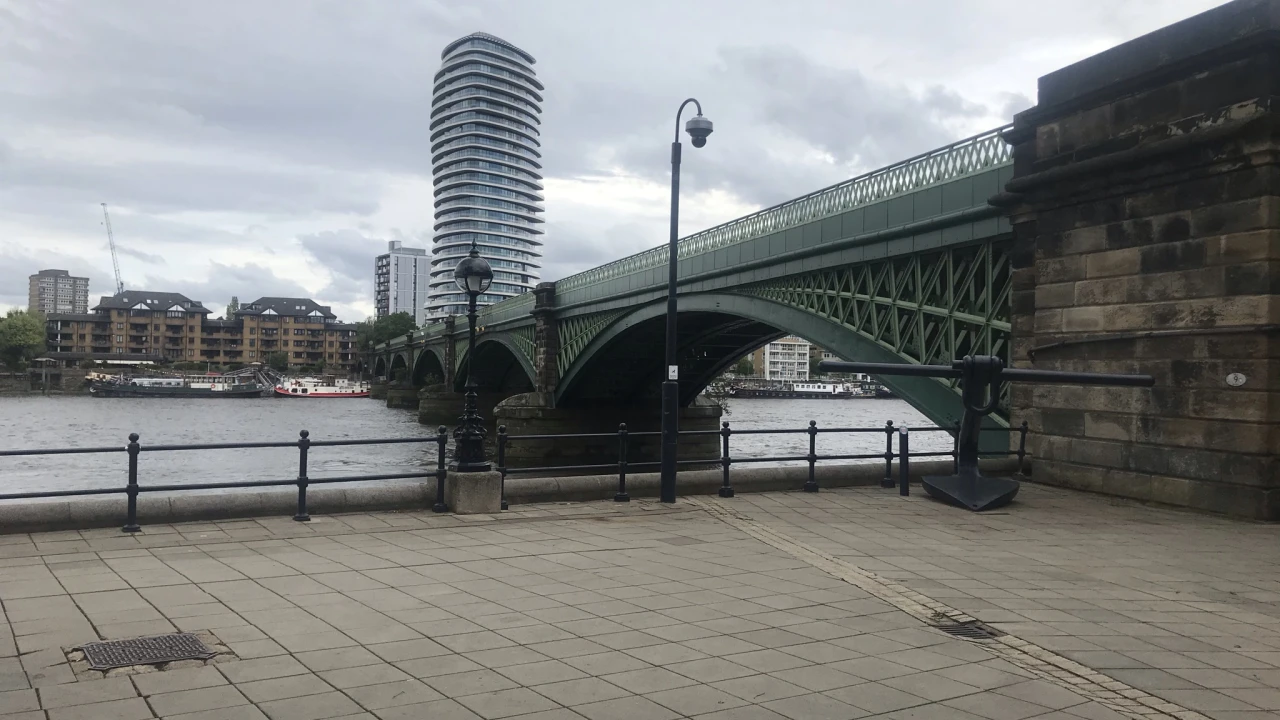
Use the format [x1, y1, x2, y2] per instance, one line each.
[997, 0, 1280, 518]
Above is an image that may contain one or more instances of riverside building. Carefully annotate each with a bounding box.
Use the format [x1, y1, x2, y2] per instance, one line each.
[44, 292, 359, 371]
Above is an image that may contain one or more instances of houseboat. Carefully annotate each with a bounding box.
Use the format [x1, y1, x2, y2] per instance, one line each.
[727, 382, 865, 399]
[274, 376, 371, 398]
[89, 374, 264, 398]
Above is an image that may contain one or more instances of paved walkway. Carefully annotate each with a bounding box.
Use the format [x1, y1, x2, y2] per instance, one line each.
[0, 483, 1278, 720]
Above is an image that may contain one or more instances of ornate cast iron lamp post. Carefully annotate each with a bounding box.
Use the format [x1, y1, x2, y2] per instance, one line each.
[659, 99, 714, 504]
[452, 243, 494, 472]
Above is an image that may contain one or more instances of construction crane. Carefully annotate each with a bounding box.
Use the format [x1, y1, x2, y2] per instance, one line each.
[100, 203, 124, 294]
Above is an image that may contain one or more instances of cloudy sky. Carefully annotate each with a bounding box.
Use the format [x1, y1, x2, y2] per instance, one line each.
[1, 0, 1222, 320]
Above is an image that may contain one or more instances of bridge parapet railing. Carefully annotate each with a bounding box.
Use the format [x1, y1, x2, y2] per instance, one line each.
[553, 124, 1013, 294]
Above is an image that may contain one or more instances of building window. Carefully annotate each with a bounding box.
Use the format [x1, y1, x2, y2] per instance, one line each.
[114, 335, 123, 342]
[249, 351, 255, 358]
[153, 324, 160, 330]
[249, 328, 256, 335]
[188, 350, 194, 356]
[116, 322, 124, 330]
[167, 311, 183, 318]
[293, 328, 304, 335]
[114, 348, 124, 354]
[249, 339, 256, 347]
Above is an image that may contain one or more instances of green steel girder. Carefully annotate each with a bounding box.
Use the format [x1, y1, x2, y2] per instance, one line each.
[740, 238, 1012, 416]
[557, 310, 627, 376]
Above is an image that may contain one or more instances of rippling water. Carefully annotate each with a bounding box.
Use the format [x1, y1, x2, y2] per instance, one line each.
[0, 395, 948, 495]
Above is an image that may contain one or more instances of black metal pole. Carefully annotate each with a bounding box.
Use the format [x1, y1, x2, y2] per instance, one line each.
[804, 420, 818, 492]
[497, 425, 508, 508]
[454, 288, 490, 472]
[660, 136, 682, 505]
[615, 423, 629, 502]
[718, 421, 733, 498]
[899, 427, 910, 496]
[293, 429, 310, 522]
[122, 433, 140, 533]
[881, 420, 895, 488]
[1017, 420, 1029, 474]
[433, 425, 448, 513]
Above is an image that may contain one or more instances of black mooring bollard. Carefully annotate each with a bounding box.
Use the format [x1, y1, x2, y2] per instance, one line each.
[1016, 420, 1029, 475]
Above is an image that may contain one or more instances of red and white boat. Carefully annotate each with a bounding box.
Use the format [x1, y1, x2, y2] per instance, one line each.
[274, 376, 371, 398]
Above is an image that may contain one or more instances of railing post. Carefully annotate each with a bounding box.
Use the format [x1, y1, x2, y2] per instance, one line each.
[122, 433, 140, 533]
[1017, 420, 1029, 475]
[718, 421, 733, 498]
[615, 423, 629, 502]
[433, 425, 448, 513]
[881, 420, 895, 488]
[803, 420, 818, 493]
[293, 430, 310, 522]
[498, 425, 508, 511]
[898, 427, 910, 496]
[952, 420, 961, 474]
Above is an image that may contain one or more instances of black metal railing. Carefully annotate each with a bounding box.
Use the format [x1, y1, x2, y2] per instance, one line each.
[0, 429, 451, 531]
[496, 420, 1031, 504]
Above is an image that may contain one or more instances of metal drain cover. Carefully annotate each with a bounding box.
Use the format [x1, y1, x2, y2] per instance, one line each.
[933, 620, 1003, 641]
[79, 633, 216, 670]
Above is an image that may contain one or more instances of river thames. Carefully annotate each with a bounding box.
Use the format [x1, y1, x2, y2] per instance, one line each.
[0, 396, 949, 495]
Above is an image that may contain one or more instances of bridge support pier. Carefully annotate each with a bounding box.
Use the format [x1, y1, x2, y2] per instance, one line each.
[369, 382, 388, 400]
[417, 385, 509, 429]
[495, 393, 722, 473]
[385, 384, 419, 410]
[998, 0, 1280, 519]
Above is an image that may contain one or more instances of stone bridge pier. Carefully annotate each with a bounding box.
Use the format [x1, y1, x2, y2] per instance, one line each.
[997, 0, 1280, 519]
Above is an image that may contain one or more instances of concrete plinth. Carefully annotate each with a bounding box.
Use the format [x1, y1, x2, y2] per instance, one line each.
[385, 384, 419, 409]
[444, 469, 503, 514]
[495, 392, 722, 470]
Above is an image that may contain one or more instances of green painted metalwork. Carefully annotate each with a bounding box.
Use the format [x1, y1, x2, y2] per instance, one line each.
[509, 325, 535, 363]
[741, 238, 1012, 416]
[556, 125, 1012, 295]
[556, 310, 627, 376]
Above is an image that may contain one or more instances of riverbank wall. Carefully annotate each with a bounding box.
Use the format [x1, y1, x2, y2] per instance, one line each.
[0, 459, 1020, 533]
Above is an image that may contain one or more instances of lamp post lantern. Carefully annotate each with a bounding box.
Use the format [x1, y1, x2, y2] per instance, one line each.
[452, 243, 494, 473]
[660, 99, 714, 504]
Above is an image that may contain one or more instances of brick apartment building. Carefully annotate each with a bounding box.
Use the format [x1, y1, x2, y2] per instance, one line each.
[45, 292, 359, 371]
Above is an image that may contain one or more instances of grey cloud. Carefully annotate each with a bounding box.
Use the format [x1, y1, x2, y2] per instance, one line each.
[297, 229, 388, 283]
[116, 246, 166, 264]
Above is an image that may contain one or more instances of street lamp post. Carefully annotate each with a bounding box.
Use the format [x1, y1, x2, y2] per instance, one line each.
[660, 99, 714, 504]
[452, 243, 494, 473]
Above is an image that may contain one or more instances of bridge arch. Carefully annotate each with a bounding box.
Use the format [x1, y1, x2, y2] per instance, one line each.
[455, 335, 536, 394]
[412, 347, 447, 386]
[556, 293, 976, 429]
[388, 353, 408, 382]
[373, 356, 388, 378]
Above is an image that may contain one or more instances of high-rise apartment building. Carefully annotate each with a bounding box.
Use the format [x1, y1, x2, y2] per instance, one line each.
[28, 269, 90, 315]
[426, 32, 544, 320]
[752, 336, 812, 380]
[374, 241, 431, 326]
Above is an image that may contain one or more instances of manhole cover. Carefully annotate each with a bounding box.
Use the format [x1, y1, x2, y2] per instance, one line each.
[932, 620, 1003, 641]
[79, 633, 216, 670]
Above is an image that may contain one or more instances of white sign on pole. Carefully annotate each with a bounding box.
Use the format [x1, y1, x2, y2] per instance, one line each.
[668, 365, 679, 380]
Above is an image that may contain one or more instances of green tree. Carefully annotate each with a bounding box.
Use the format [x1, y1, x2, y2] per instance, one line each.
[732, 358, 754, 376]
[809, 358, 824, 377]
[0, 310, 46, 370]
[227, 296, 240, 315]
[266, 351, 289, 371]
[356, 312, 417, 352]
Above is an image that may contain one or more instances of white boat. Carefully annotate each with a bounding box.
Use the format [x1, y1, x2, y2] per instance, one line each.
[274, 376, 370, 398]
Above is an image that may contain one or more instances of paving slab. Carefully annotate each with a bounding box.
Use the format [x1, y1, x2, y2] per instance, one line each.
[0, 488, 1277, 719]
